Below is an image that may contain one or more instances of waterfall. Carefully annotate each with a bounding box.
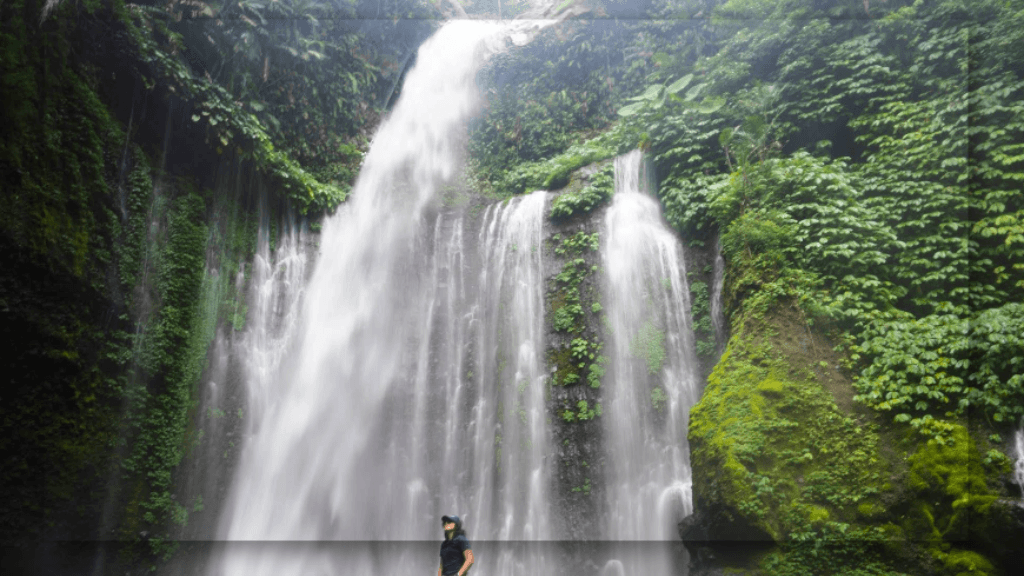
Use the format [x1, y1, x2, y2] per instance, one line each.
[711, 234, 727, 355]
[208, 20, 562, 576]
[600, 150, 699, 570]
[201, 13, 705, 576]
[238, 212, 310, 440]
[1015, 423, 1024, 500]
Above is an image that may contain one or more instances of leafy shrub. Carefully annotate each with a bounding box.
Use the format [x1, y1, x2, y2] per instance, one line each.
[629, 319, 667, 375]
[853, 304, 1024, 434]
[549, 164, 615, 221]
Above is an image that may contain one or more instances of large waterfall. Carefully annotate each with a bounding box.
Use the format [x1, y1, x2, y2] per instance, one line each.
[208, 19, 561, 576]
[203, 18, 701, 576]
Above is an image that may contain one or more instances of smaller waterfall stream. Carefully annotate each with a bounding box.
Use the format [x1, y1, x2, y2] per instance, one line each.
[1014, 424, 1024, 500]
[710, 235, 727, 355]
[239, 213, 310, 437]
[601, 150, 699, 572]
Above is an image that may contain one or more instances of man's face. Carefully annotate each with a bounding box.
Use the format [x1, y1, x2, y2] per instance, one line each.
[444, 521, 456, 532]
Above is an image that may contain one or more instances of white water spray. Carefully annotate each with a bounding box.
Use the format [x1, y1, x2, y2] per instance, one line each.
[601, 150, 699, 571]
[210, 19, 564, 576]
[206, 12, 700, 576]
[711, 234, 727, 355]
[1014, 424, 1024, 501]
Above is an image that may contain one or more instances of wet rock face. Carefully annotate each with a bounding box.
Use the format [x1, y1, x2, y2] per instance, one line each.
[542, 164, 610, 540]
[677, 479, 773, 575]
[974, 499, 1024, 571]
[677, 503, 773, 547]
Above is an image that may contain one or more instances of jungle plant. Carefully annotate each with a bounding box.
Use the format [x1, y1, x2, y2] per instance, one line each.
[549, 163, 615, 221]
[629, 319, 667, 375]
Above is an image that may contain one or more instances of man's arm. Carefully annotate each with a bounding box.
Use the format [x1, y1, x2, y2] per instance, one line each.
[457, 549, 474, 576]
[438, 560, 443, 576]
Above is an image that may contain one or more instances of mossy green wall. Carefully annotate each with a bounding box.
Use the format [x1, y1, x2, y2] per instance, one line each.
[543, 163, 612, 538]
[1, 2, 277, 568]
[686, 301, 1020, 575]
[1, 0, 141, 542]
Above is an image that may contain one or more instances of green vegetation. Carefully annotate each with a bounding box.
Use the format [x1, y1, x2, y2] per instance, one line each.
[468, 7, 711, 193]
[549, 163, 615, 221]
[547, 232, 606, 392]
[571, 477, 593, 495]
[650, 387, 667, 412]
[688, 305, 1013, 575]
[124, 0, 439, 214]
[689, 280, 716, 358]
[1, 0, 151, 544]
[629, 319, 667, 375]
[506, 1, 1024, 571]
[554, 0, 1024, 445]
[562, 400, 602, 423]
[502, 139, 618, 197]
[1, 0, 437, 564]
[690, 312, 887, 541]
[853, 305, 1024, 439]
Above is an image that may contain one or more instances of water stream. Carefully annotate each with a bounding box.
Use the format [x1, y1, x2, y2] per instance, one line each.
[206, 19, 564, 576]
[600, 150, 699, 573]
[711, 234, 727, 355]
[1014, 423, 1024, 501]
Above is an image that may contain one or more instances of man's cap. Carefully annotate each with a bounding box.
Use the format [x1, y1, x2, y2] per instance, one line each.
[441, 515, 460, 525]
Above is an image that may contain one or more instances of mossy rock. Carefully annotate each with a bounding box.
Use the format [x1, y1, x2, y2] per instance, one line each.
[685, 304, 901, 572]
[684, 301, 1020, 575]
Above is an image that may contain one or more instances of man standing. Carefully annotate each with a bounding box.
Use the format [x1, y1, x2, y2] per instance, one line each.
[438, 515, 474, 576]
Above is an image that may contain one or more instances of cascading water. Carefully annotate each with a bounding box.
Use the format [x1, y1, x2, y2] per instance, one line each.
[710, 234, 727, 355]
[1014, 423, 1024, 500]
[208, 19, 565, 576]
[600, 150, 699, 572]
[179, 204, 311, 545]
[202, 11, 706, 575]
[238, 211, 311, 440]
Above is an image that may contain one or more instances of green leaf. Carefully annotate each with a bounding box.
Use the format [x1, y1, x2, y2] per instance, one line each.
[719, 127, 734, 148]
[667, 73, 694, 95]
[639, 84, 664, 101]
[698, 96, 726, 114]
[617, 101, 646, 117]
[685, 83, 705, 101]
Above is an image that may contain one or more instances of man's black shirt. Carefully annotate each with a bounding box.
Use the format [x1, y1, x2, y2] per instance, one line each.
[439, 534, 470, 575]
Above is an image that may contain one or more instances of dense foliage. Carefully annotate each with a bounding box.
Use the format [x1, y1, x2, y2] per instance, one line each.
[618, 0, 1024, 572]
[124, 0, 440, 212]
[468, 3, 717, 193]
[470, 0, 1024, 573]
[534, 0, 1024, 444]
[1, 0, 143, 544]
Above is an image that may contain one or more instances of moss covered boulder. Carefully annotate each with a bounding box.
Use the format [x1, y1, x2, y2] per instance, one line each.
[680, 303, 1022, 576]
